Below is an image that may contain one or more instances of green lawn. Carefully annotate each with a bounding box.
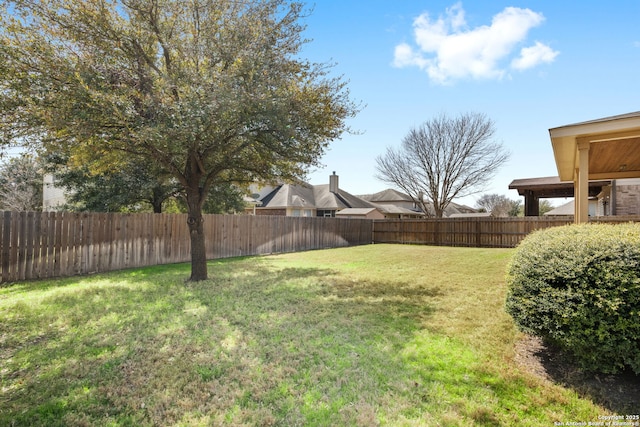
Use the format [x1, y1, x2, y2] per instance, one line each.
[1, 244, 608, 426]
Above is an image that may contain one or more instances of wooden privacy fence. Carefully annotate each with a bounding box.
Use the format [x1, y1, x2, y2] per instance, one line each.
[5, 211, 640, 283]
[372, 215, 640, 248]
[0, 211, 373, 283]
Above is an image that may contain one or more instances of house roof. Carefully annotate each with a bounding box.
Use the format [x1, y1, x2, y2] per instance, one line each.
[449, 202, 477, 214]
[543, 201, 574, 216]
[258, 183, 375, 210]
[313, 184, 374, 210]
[360, 188, 413, 203]
[371, 203, 425, 216]
[335, 208, 379, 216]
[259, 184, 316, 208]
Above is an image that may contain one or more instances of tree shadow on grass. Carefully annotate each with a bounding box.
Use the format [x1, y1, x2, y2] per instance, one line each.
[0, 259, 443, 426]
[515, 335, 640, 414]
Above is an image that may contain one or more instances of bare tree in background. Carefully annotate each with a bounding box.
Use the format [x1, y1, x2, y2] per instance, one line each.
[0, 154, 43, 211]
[376, 112, 510, 217]
[476, 193, 555, 217]
[475, 193, 513, 217]
[508, 199, 523, 217]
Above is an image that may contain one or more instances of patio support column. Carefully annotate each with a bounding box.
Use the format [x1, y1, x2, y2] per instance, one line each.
[574, 140, 590, 223]
[523, 190, 539, 216]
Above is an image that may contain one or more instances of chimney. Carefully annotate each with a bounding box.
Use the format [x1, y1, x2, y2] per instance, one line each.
[329, 171, 339, 193]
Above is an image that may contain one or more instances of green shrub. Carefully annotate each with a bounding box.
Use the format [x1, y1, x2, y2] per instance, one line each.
[505, 223, 640, 374]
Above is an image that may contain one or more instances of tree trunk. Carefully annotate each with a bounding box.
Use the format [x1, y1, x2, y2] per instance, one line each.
[434, 201, 444, 218]
[186, 187, 208, 281]
[151, 186, 165, 213]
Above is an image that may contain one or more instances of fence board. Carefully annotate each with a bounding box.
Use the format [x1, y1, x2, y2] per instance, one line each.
[11, 212, 20, 279]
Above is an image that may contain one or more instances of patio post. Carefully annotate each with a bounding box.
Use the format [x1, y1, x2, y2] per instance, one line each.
[574, 140, 590, 223]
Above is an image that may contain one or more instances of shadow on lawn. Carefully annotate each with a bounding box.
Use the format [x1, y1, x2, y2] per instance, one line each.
[1, 260, 442, 426]
[516, 335, 640, 414]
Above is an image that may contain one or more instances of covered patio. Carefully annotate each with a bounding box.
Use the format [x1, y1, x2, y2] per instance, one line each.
[549, 112, 640, 223]
[508, 176, 610, 216]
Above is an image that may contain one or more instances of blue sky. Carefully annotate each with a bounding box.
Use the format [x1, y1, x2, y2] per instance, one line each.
[300, 1, 640, 206]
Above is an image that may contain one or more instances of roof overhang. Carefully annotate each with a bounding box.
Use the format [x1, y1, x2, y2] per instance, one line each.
[549, 111, 640, 181]
[508, 176, 610, 198]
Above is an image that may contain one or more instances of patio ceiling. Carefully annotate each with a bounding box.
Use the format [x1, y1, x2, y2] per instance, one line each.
[549, 112, 640, 181]
[549, 111, 640, 223]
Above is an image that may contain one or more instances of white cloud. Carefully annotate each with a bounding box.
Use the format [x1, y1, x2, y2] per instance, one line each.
[511, 41, 560, 70]
[392, 43, 430, 69]
[393, 3, 559, 84]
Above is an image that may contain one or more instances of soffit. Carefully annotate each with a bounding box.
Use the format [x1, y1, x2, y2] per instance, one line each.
[549, 112, 640, 181]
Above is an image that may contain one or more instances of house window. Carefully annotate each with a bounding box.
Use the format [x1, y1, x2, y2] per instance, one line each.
[291, 209, 314, 217]
[316, 210, 335, 218]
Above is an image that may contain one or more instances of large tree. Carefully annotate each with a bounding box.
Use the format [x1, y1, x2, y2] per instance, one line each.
[376, 112, 509, 217]
[0, 0, 358, 280]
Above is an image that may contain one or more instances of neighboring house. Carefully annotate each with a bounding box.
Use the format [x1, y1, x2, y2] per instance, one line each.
[249, 172, 375, 217]
[335, 208, 386, 219]
[358, 189, 424, 219]
[438, 202, 478, 217]
[359, 188, 477, 218]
